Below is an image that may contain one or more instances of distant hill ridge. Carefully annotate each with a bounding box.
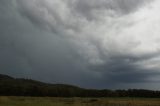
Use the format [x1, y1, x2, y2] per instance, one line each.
[0, 74, 79, 88]
[0, 74, 14, 80]
[0, 74, 160, 98]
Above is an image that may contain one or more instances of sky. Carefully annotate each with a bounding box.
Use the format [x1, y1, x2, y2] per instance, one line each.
[0, 0, 160, 90]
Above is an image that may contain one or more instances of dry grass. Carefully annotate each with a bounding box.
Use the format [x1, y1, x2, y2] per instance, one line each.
[0, 96, 160, 106]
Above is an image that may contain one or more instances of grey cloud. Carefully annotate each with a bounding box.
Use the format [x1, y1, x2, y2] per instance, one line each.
[89, 50, 160, 83]
[73, 0, 150, 20]
[0, 0, 160, 90]
[17, 0, 151, 33]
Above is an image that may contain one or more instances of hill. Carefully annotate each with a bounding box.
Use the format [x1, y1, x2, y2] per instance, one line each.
[0, 74, 160, 97]
[0, 74, 83, 97]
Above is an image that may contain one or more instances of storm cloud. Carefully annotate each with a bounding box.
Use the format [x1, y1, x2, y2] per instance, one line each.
[0, 0, 160, 89]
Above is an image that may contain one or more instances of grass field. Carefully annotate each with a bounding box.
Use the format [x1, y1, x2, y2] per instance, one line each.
[0, 96, 160, 106]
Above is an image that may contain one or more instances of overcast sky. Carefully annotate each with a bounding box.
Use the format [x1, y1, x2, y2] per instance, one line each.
[1, 0, 160, 90]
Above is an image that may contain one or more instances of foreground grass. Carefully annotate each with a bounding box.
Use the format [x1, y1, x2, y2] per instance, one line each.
[0, 96, 160, 106]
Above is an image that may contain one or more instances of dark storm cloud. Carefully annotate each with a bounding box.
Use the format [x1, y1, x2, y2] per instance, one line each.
[89, 55, 159, 83]
[0, 0, 96, 86]
[0, 0, 160, 90]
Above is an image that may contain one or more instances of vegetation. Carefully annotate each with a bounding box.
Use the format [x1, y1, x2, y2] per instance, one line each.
[0, 96, 160, 106]
[1, 74, 160, 98]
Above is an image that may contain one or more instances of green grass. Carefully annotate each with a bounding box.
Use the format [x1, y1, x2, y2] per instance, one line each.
[0, 96, 160, 106]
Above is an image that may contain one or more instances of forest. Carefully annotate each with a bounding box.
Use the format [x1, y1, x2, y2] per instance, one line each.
[0, 74, 160, 98]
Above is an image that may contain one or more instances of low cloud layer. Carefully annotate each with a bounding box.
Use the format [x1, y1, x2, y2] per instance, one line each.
[0, 0, 160, 89]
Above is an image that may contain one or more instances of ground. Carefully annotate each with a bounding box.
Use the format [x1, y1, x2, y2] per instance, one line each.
[0, 96, 160, 106]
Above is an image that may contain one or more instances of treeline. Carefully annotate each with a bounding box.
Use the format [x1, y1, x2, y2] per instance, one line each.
[0, 74, 160, 97]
